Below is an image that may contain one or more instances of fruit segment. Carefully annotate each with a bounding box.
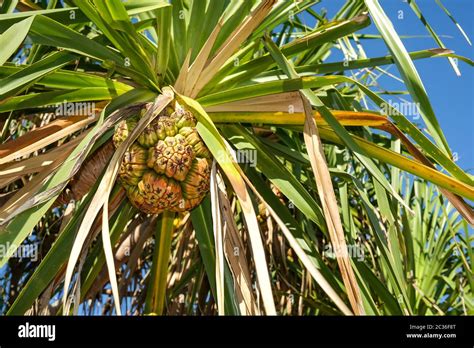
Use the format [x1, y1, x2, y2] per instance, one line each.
[113, 101, 211, 214]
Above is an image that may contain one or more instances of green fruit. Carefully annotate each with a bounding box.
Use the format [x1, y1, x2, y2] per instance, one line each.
[113, 101, 211, 214]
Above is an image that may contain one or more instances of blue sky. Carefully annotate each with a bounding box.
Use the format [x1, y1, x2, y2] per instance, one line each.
[311, 0, 474, 172]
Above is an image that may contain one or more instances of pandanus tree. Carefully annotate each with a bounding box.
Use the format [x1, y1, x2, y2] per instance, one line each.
[0, 0, 472, 316]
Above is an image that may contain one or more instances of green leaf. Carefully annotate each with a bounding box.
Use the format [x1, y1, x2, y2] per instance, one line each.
[365, 0, 451, 155]
[263, 34, 413, 214]
[0, 89, 154, 268]
[156, 5, 171, 82]
[407, 0, 460, 75]
[0, 0, 18, 14]
[204, 14, 371, 94]
[0, 52, 76, 99]
[435, 0, 472, 46]
[7, 190, 133, 315]
[0, 2, 170, 32]
[0, 16, 34, 66]
[28, 15, 123, 63]
[0, 88, 121, 113]
[0, 65, 132, 91]
[73, 0, 157, 85]
[221, 125, 327, 232]
[191, 198, 240, 315]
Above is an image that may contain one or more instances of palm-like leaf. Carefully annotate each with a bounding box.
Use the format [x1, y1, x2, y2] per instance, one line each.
[0, 0, 472, 316]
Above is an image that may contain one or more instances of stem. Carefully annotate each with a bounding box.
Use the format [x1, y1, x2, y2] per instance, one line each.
[144, 211, 175, 315]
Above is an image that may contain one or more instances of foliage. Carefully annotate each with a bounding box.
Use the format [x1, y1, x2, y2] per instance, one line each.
[0, 0, 472, 316]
